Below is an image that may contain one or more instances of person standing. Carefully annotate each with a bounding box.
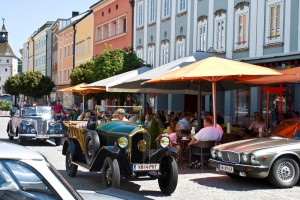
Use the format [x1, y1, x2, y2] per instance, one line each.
[53, 101, 63, 114]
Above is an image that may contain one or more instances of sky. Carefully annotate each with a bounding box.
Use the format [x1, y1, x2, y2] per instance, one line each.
[1, 0, 99, 58]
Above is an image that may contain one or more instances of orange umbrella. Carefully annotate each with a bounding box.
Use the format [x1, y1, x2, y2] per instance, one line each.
[144, 57, 282, 126]
[58, 83, 104, 111]
[240, 66, 300, 85]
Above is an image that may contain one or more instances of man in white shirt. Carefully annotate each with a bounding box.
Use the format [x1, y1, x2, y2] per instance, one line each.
[188, 116, 220, 146]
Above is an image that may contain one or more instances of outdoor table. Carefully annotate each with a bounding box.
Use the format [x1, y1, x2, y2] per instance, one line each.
[178, 136, 191, 164]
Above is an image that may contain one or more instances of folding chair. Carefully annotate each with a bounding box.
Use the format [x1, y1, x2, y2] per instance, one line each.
[189, 141, 216, 171]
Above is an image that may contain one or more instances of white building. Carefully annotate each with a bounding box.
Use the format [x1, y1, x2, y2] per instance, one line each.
[0, 20, 18, 95]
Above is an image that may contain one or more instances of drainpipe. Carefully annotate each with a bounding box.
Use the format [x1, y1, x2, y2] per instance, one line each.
[129, 0, 135, 47]
[72, 23, 76, 70]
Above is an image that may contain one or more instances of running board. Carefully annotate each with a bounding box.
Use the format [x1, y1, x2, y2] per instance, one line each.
[72, 161, 92, 171]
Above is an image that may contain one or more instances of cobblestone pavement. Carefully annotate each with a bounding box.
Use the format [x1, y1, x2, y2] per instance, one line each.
[1, 116, 300, 199]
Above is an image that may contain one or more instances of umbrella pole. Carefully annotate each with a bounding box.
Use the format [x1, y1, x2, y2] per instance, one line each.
[212, 81, 217, 127]
[82, 95, 85, 112]
[198, 85, 202, 129]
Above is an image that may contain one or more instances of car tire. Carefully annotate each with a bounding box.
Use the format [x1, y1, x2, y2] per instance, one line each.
[268, 157, 300, 188]
[158, 156, 178, 195]
[84, 131, 100, 165]
[66, 148, 78, 177]
[101, 157, 120, 188]
[55, 138, 62, 146]
[18, 136, 25, 145]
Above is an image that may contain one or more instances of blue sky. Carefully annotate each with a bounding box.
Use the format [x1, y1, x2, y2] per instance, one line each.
[1, 0, 99, 58]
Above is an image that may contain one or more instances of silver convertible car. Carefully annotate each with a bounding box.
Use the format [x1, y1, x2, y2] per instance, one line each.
[6, 106, 64, 145]
[209, 118, 300, 188]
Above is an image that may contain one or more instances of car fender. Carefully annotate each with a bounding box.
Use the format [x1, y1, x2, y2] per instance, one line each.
[62, 138, 82, 162]
[149, 147, 178, 163]
[90, 146, 128, 172]
[7, 120, 12, 133]
[269, 151, 300, 170]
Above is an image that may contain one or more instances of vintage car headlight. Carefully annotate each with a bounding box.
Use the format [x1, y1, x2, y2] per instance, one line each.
[160, 136, 170, 148]
[118, 137, 128, 148]
[211, 149, 216, 159]
[250, 154, 257, 165]
[30, 128, 36, 133]
[217, 151, 222, 159]
[241, 154, 248, 163]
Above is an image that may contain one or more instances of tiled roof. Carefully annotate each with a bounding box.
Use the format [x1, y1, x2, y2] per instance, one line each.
[0, 43, 17, 58]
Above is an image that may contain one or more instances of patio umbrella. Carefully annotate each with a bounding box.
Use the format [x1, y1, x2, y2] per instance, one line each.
[144, 56, 282, 126]
[240, 66, 300, 85]
[57, 83, 104, 111]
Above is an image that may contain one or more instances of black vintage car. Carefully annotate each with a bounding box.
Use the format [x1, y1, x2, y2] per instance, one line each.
[6, 106, 64, 145]
[62, 119, 178, 195]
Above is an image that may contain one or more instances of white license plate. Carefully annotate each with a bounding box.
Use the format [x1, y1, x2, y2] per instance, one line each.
[133, 164, 160, 171]
[36, 135, 49, 139]
[217, 164, 234, 173]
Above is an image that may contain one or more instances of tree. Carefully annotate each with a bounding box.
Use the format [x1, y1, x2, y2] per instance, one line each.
[70, 61, 95, 85]
[31, 75, 55, 99]
[3, 75, 20, 95]
[148, 117, 160, 149]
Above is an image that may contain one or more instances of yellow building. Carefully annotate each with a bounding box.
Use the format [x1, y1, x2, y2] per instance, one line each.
[28, 36, 35, 72]
[75, 11, 93, 67]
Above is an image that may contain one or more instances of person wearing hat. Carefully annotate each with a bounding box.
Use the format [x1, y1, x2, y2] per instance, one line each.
[112, 108, 128, 121]
[96, 105, 107, 120]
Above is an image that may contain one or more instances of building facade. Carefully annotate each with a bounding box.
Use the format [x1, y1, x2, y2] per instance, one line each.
[28, 34, 35, 72]
[91, 0, 134, 55]
[22, 42, 29, 73]
[0, 21, 18, 95]
[134, 0, 300, 127]
[33, 21, 53, 75]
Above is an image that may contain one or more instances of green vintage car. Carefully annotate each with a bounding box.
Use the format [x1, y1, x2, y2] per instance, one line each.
[62, 119, 178, 195]
[209, 118, 300, 188]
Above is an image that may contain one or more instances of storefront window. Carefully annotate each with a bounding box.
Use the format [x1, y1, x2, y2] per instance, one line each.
[234, 89, 250, 127]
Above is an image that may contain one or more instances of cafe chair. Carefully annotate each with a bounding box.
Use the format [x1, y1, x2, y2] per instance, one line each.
[189, 141, 216, 171]
[220, 133, 242, 144]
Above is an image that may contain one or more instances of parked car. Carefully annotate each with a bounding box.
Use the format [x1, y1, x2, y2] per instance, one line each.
[0, 141, 83, 199]
[209, 118, 300, 188]
[62, 116, 179, 195]
[6, 106, 64, 145]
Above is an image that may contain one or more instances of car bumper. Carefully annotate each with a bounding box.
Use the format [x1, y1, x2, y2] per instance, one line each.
[209, 159, 269, 174]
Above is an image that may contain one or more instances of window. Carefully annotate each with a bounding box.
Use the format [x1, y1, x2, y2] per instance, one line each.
[162, 0, 170, 18]
[110, 21, 117, 37]
[68, 45, 70, 57]
[136, 47, 143, 59]
[148, 45, 155, 67]
[64, 69, 66, 81]
[197, 18, 207, 51]
[149, 0, 156, 23]
[64, 46, 66, 57]
[5, 68, 7, 72]
[214, 12, 226, 52]
[178, 0, 186, 13]
[161, 41, 169, 65]
[96, 26, 102, 42]
[265, 0, 283, 44]
[119, 17, 127, 34]
[235, 3, 249, 49]
[103, 24, 109, 40]
[176, 38, 185, 59]
[6, 59, 9, 63]
[137, 2, 144, 27]
[87, 39, 91, 54]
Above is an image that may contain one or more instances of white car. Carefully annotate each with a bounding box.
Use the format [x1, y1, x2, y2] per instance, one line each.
[0, 142, 83, 199]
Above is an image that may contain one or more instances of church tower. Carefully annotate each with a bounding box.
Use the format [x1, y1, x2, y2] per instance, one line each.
[0, 18, 8, 43]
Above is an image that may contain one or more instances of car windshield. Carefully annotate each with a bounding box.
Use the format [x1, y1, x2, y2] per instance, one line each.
[21, 106, 52, 119]
[270, 120, 299, 139]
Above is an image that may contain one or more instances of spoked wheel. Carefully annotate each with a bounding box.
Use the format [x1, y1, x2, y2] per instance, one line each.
[158, 156, 178, 195]
[101, 157, 120, 188]
[66, 148, 78, 177]
[269, 157, 299, 188]
[84, 131, 100, 165]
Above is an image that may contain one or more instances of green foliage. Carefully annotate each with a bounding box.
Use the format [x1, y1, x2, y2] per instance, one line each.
[3, 72, 55, 99]
[70, 46, 146, 104]
[0, 100, 12, 111]
[148, 117, 160, 149]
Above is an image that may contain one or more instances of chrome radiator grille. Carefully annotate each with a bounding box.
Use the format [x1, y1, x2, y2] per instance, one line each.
[36, 120, 48, 134]
[221, 151, 240, 163]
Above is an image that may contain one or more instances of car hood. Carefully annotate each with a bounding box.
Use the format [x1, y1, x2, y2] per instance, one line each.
[214, 137, 300, 152]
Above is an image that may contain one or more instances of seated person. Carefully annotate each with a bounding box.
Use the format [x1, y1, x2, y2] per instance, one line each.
[77, 111, 86, 120]
[112, 108, 128, 121]
[83, 111, 93, 121]
[186, 116, 219, 168]
[69, 109, 79, 120]
[56, 111, 68, 123]
[96, 106, 107, 120]
[129, 114, 140, 124]
[178, 112, 191, 135]
[248, 115, 267, 137]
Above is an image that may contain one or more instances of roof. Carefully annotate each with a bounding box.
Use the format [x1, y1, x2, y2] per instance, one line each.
[0, 142, 45, 160]
[0, 42, 17, 58]
[0, 24, 7, 32]
[90, 0, 104, 9]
